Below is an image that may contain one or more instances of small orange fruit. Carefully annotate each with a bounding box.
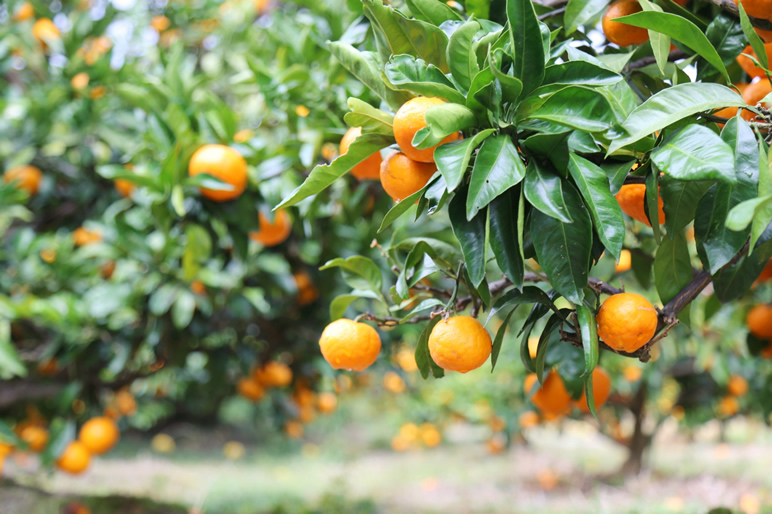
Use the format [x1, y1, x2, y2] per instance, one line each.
[524, 371, 572, 416]
[395, 347, 418, 372]
[733, 0, 772, 26]
[316, 392, 337, 413]
[615, 184, 665, 226]
[715, 83, 750, 122]
[37, 358, 59, 376]
[56, 441, 90, 474]
[73, 227, 102, 246]
[741, 80, 772, 121]
[284, 421, 303, 439]
[0, 441, 13, 458]
[747, 305, 772, 339]
[32, 18, 61, 47]
[624, 365, 643, 382]
[379, 151, 437, 202]
[576, 367, 612, 413]
[188, 144, 248, 202]
[737, 44, 772, 79]
[4, 165, 42, 196]
[489, 416, 506, 431]
[419, 423, 442, 447]
[237, 377, 265, 402]
[615, 249, 632, 273]
[253, 361, 293, 387]
[393, 97, 461, 163]
[754, 259, 772, 286]
[293, 271, 319, 306]
[115, 179, 135, 198]
[293, 386, 315, 408]
[13, 3, 35, 22]
[488, 433, 507, 453]
[340, 127, 383, 180]
[727, 375, 748, 397]
[717, 396, 739, 417]
[391, 435, 410, 451]
[528, 337, 539, 359]
[233, 129, 253, 143]
[319, 319, 382, 371]
[383, 371, 406, 393]
[248, 210, 292, 247]
[597, 293, 658, 352]
[78, 417, 119, 455]
[150, 15, 171, 32]
[602, 0, 648, 47]
[71, 73, 89, 90]
[428, 316, 492, 373]
[115, 390, 137, 416]
[519, 411, 540, 429]
[191, 280, 206, 295]
[19, 426, 48, 452]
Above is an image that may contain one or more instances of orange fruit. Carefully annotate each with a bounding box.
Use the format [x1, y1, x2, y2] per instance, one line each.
[597, 293, 658, 352]
[754, 259, 772, 285]
[379, 151, 437, 202]
[56, 441, 90, 474]
[89, 86, 106, 100]
[391, 435, 410, 452]
[19, 426, 48, 452]
[248, 209, 292, 247]
[524, 371, 572, 416]
[253, 361, 293, 387]
[741, 80, 772, 121]
[115, 179, 135, 197]
[71, 73, 89, 90]
[576, 367, 612, 413]
[733, 0, 772, 23]
[528, 337, 539, 359]
[78, 417, 119, 455]
[717, 396, 739, 417]
[188, 144, 248, 202]
[395, 347, 418, 372]
[737, 44, 772, 79]
[428, 316, 492, 373]
[233, 129, 253, 143]
[3, 165, 42, 196]
[73, 227, 102, 246]
[519, 410, 540, 429]
[319, 319, 381, 371]
[0, 442, 13, 458]
[727, 375, 749, 397]
[489, 416, 506, 431]
[115, 389, 136, 416]
[293, 385, 315, 408]
[624, 365, 643, 382]
[488, 433, 507, 454]
[316, 392, 337, 413]
[284, 421, 303, 439]
[340, 127, 383, 180]
[615, 184, 665, 226]
[614, 249, 632, 273]
[37, 358, 59, 376]
[293, 271, 319, 306]
[237, 377, 265, 401]
[13, 3, 35, 22]
[191, 280, 206, 295]
[32, 18, 61, 47]
[747, 305, 772, 339]
[383, 371, 406, 393]
[602, 0, 649, 47]
[150, 15, 171, 32]
[393, 97, 461, 163]
[419, 423, 442, 447]
[715, 83, 750, 122]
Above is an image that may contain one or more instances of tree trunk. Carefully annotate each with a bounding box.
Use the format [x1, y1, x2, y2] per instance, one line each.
[620, 382, 650, 475]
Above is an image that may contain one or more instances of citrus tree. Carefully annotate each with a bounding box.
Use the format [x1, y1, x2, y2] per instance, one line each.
[279, 0, 772, 472]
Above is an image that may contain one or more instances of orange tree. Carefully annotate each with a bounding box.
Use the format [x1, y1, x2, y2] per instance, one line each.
[0, 0, 397, 473]
[278, 0, 772, 471]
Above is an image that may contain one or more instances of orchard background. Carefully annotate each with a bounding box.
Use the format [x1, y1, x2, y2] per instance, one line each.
[2, 0, 772, 512]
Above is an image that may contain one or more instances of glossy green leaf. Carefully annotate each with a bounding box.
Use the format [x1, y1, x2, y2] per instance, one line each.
[378, 176, 439, 233]
[385, 55, 466, 104]
[576, 304, 599, 419]
[489, 188, 525, 289]
[344, 98, 395, 136]
[489, 50, 525, 103]
[413, 103, 477, 149]
[320, 256, 383, 293]
[531, 184, 593, 303]
[751, 142, 772, 252]
[524, 159, 573, 223]
[467, 135, 525, 220]
[726, 195, 772, 232]
[738, 2, 769, 70]
[660, 176, 713, 237]
[330, 291, 381, 320]
[449, 187, 488, 288]
[654, 230, 692, 304]
[646, 168, 662, 243]
[526, 87, 615, 132]
[639, 0, 669, 74]
[434, 129, 495, 192]
[491, 307, 518, 371]
[0, 321, 26, 379]
[564, 0, 607, 34]
[507, 0, 545, 95]
[542, 61, 622, 86]
[415, 316, 444, 379]
[651, 125, 736, 183]
[406, 0, 463, 25]
[447, 20, 481, 93]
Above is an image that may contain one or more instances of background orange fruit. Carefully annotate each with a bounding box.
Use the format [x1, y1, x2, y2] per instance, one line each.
[602, 0, 649, 47]
[253, 361, 293, 387]
[597, 293, 658, 352]
[737, 44, 772, 79]
[576, 367, 612, 413]
[340, 127, 382, 180]
[248, 210, 291, 246]
[56, 441, 90, 474]
[4, 165, 42, 196]
[379, 151, 437, 202]
[393, 97, 460, 163]
[524, 371, 571, 416]
[747, 305, 772, 339]
[237, 378, 265, 401]
[79, 417, 119, 455]
[615, 184, 665, 226]
[188, 144, 248, 201]
[741, 80, 772, 121]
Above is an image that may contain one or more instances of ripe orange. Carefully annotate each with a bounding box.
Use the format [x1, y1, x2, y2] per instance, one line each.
[190, 280, 206, 295]
[747, 304, 772, 339]
[489, 416, 506, 431]
[733, 0, 772, 26]
[524, 371, 572, 416]
[615, 184, 665, 226]
[519, 410, 540, 429]
[576, 367, 612, 413]
[741, 80, 772, 121]
[13, 3, 35, 22]
[597, 293, 658, 352]
[316, 392, 337, 413]
[284, 421, 303, 439]
[624, 365, 643, 382]
[293, 385, 315, 408]
[248, 209, 292, 246]
[293, 271, 319, 306]
[78, 417, 119, 455]
[150, 15, 171, 32]
[0, 441, 13, 458]
[253, 361, 293, 387]
[319, 319, 382, 371]
[715, 83, 750, 123]
[383, 371, 406, 393]
[602, 0, 649, 47]
[717, 396, 739, 417]
[56, 441, 90, 474]
[727, 375, 749, 397]
[115, 179, 135, 197]
[32, 18, 61, 47]
[115, 389, 137, 416]
[488, 433, 507, 454]
[737, 44, 772, 79]
[754, 259, 772, 285]
[237, 377, 265, 401]
[188, 144, 248, 201]
[73, 227, 103, 246]
[379, 151, 437, 202]
[614, 249, 632, 273]
[340, 127, 383, 180]
[395, 347, 418, 372]
[100, 260, 116, 279]
[419, 423, 442, 447]
[71, 73, 89, 90]
[19, 426, 48, 452]
[528, 337, 539, 359]
[428, 316, 492, 373]
[4, 165, 42, 196]
[233, 129, 253, 143]
[393, 97, 461, 163]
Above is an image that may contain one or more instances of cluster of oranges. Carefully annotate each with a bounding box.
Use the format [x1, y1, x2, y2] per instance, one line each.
[390, 422, 442, 451]
[717, 374, 749, 418]
[237, 360, 294, 402]
[717, 42, 772, 123]
[522, 367, 612, 421]
[747, 303, 772, 354]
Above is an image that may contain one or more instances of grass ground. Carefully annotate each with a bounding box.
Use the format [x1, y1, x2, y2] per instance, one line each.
[2, 416, 771, 513]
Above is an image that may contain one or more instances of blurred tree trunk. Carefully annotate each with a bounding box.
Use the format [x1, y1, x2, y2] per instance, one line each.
[620, 382, 650, 475]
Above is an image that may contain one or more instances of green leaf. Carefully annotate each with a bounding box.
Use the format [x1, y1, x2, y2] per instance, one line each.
[0, 321, 26, 379]
[330, 291, 381, 320]
[362, 0, 450, 72]
[564, 0, 608, 35]
[328, 42, 413, 110]
[41, 420, 75, 465]
[639, 0, 669, 75]
[183, 224, 212, 281]
[531, 184, 593, 303]
[172, 291, 196, 329]
[466, 135, 525, 220]
[385, 55, 466, 104]
[277, 133, 393, 208]
[413, 103, 477, 149]
[344, 98, 394, 136]
[567, 153, 626, 260]
[491, 307, 518, 371]
[713, 247, 770, 302]
[651, 125, 736, 183]
[607, 83, 746, 155]
[542, 61, 622, 86]
[614, 11, 731, 82]
[406, 0, 463, 25]
[535, 312, 566, 382]
[646, 169, 662, 243]
[660, 176, 713, 236]
[486, 285, 554, 323]
[467, 67, 501, 116]
[320, 256, 383, 293]
[415, 316, 444, 379]
[526, 87, 615, 132]
[751, 142, 772, 252]
[489, 49, 525, 103]
[449, 187, 488, 288]
[654, 231, 693, 304]
[434, 129, 495, 192]
[726, 195, 772, 232]
[576, 304, 599, 419]
[171, 185, 186, 216]
[738, 2, 769, 70]
[507, 0, 545, 95]
[524, 159, 573, 223]
[447, 19, 481, 93]
[601, 160, 635, 195]
[378, 176, 438, 233]
[489, 188, 525, 289]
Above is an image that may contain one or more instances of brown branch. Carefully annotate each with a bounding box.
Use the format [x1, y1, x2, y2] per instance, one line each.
[538, 6, 566, 21]
[625, 50, 689, 72]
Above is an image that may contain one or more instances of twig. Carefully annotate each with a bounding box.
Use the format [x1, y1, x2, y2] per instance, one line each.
[538, 6, 566, 21]
[625, 50, 689, 72]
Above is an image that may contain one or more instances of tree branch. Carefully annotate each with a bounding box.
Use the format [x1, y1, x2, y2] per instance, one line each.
[625, 50, 690, 72]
